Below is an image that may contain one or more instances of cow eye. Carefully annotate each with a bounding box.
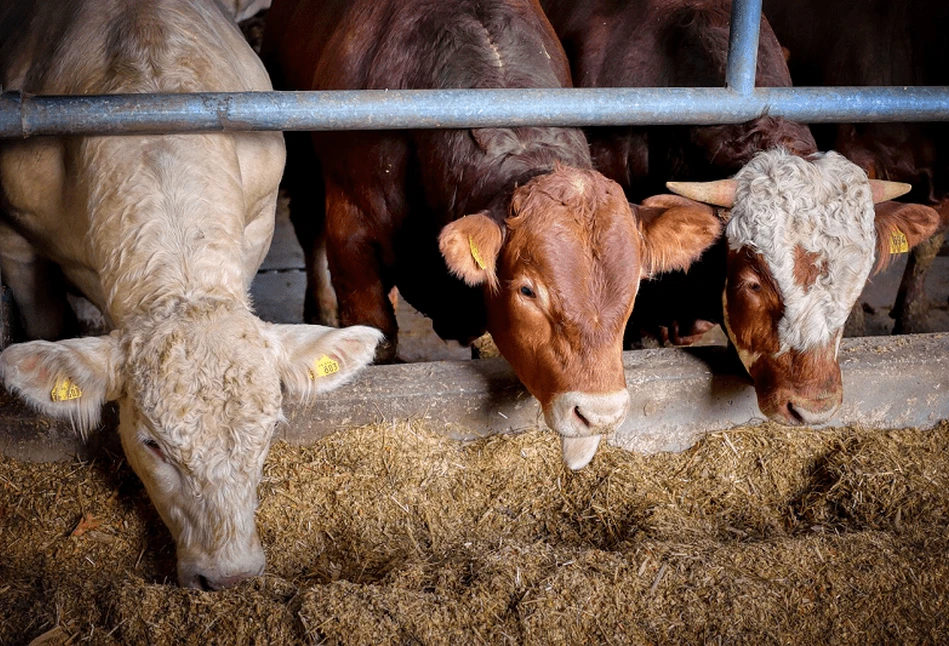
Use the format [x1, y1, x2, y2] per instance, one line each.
[142, 437, 164, 460]
[519, 285, 536, 298]
[747, 281, 761, 293]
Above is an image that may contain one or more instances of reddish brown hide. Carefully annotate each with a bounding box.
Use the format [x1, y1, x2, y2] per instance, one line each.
[538, 0, 817, 351]
[539, 0, 817, 200]
[263, 0, 722, 468]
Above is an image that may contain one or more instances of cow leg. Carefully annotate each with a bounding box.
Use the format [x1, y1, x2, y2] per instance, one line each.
[892, 231, 943, 334]
[0, 224, 76, 340]
[284, 131, 339, 326]
[323, 182, 398, 362]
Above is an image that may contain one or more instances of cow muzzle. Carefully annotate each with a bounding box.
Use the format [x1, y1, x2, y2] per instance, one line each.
[177, 536, 266, 591]
[545, 390, 630, 470]
[766, 387, 842, 426]
[752, 347, 843, 427]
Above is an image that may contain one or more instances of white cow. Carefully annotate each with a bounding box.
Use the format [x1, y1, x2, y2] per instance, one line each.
[223, 0, 271, 22]
[0, 0, 382, 590]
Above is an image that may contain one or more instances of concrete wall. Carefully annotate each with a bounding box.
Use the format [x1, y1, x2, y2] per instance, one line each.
[2, 333, 946, 463]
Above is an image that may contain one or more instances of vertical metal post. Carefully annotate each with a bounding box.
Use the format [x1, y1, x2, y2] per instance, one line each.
[0, 263, 7, 350]
[725, 0, 763, 95]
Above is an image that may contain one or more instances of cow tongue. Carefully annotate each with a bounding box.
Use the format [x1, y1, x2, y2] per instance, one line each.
[561, 435, 601, 470]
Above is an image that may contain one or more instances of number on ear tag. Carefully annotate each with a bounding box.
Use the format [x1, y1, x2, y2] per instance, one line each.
[889, 229, 909, 254]
[309, 355, 340, 380]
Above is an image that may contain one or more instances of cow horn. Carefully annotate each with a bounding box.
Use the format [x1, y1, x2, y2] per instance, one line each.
[869, 179, 912, 204]
[666, 179, 737, 208]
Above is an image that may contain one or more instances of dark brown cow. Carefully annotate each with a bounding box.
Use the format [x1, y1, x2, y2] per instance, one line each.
[262, 0, 722, 468]
[539, 0, 817, 347]
[540, 0, 942, 425]
[764, 0, 949, 334]
[540, 0, 816, 200]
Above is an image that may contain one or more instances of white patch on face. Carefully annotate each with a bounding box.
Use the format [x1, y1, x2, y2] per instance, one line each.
[726, 150, 876, 352]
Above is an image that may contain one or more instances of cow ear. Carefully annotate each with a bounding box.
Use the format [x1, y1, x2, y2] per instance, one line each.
[438, 212, 503, 290]
[0, 334, 125, 433]
[636, 194, 724, 278]
[872, 201, 943, 274]
[268, 323, 384, 399]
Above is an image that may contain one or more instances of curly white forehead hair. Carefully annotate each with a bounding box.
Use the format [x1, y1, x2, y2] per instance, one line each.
[727, 149, 876, 352]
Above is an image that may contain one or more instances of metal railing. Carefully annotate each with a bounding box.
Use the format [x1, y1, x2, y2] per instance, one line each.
[0, 0, 946, 138]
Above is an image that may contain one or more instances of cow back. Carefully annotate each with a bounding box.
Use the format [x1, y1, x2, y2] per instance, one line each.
[0, 0, 272, 94]
[264, 0, 593, 341]
[764, 0, 949, 203]
[540, 0, 813, 199]
[0, 0, 285, 321]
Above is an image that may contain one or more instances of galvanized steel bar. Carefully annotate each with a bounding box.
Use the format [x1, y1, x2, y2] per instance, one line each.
[725, 0, 762, 95]
[1, 87, 949, 138]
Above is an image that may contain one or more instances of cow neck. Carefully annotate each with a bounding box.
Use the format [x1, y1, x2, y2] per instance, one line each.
[481, 167, 552, 224]
[121, 295, 247, 331]
[443, 124, 591, 220]
[80, 136, 249, 325]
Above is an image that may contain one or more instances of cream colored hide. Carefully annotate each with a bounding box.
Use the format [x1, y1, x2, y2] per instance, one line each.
[669, 149, 941, 425]
[222, 0, 271, 21]
[0, 0, 383, 590]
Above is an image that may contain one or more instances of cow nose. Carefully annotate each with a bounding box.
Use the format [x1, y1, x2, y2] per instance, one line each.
[553, 391, 630, 435]
[780, 394, 840, 426]
[182, 566, 263, 591]
[546, 390, 630, 470]
[178, 546, 266, 591]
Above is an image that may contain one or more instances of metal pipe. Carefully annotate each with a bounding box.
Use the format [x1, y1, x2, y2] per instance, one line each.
[725, 0, 763, 95]
[1, 87, 948, 138]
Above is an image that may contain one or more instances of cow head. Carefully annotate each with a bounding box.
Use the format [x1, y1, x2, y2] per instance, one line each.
[669, 149, 942, 425]
[0, 301, 382, 589]
[440, 165, 722, 469]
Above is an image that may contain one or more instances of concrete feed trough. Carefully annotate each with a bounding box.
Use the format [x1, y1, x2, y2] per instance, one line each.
[1, 332, 947, 463]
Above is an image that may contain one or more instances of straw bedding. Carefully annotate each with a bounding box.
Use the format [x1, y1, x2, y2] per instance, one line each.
[2, 420, 948, 645]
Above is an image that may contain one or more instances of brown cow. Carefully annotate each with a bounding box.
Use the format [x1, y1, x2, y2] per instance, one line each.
[263, 0, 722, 468]
[540, 0, 816, 201]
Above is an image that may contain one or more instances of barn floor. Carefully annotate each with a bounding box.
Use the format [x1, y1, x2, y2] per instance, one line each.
[3, 420, 948, 645]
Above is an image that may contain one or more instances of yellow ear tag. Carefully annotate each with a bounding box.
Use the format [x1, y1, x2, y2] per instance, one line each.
[468, 235, 487, 270]
[889, 229, 910, 254]
[51, 377, 82, 402]
[308, 355, 340, 380]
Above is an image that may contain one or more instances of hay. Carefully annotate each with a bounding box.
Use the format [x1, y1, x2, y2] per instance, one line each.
[2, 421, 948, 644]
